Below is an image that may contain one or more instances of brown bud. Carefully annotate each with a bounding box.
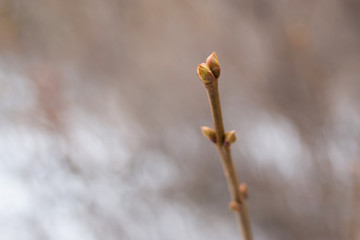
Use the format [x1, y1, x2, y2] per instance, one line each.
[206, 52, 220, 78]
[224, 130, 236, 147]
[197, 63, 216, 85]
[229, 201, 240, 212]
[239, 183, 248, 198]
[201, 126, 217, 143]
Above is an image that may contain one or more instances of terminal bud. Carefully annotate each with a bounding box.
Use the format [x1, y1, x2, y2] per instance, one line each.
[197, 63, 216, 85]
[206, 52, 220, 78]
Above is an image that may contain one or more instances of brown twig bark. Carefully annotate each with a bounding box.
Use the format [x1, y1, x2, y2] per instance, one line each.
[197, 52, 253, 240]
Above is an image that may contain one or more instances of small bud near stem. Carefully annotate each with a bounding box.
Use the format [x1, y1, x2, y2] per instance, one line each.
[229, 201, 241, 212]
[239, 183, 248, 199]
[201, 126, 217, 143]
[225, 130, 237, 147]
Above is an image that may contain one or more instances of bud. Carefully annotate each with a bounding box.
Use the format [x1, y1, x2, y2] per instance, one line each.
[229, 201, 240, 212]
[197, 63, 216, 85]
[201, 126, 217, 143]
[239, 183, 248, 198]
[224, 130, 236, 147]
[206, 52, 220, 78]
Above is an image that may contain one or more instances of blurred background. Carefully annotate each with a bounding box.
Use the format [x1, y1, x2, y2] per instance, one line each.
[1, 0, 360, 239]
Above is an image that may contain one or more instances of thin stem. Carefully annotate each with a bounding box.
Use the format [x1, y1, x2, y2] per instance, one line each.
[206, 81, 225, 143]
[205, 81, 253, 240]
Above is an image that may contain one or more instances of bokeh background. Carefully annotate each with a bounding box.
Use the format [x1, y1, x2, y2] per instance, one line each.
[1, 0, 360, 239]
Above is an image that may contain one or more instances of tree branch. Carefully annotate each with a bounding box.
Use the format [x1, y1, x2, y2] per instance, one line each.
[197, 52, 253, 240]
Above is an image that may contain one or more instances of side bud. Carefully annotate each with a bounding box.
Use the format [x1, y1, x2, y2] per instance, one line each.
[197, 63, 216, 85]
[206, 52, 220, 79]
[229, 201, 241, 212]
[201, 126, 217, 143]
[224, 130, 236, 147]
[239, 183, 248, 199]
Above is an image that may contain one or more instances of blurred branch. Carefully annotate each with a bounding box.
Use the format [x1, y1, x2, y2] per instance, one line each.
[348, 161, 360, 240]
[197, 52, 253, 240]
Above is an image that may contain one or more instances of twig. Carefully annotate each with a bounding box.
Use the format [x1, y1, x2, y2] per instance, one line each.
[197, 52, 253, 240]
